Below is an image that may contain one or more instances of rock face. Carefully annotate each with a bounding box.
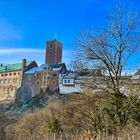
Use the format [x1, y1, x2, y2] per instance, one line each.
[16, 85, 40, 103]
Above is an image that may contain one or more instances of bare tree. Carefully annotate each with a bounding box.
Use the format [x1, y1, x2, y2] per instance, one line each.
[78, 6, 140, 93]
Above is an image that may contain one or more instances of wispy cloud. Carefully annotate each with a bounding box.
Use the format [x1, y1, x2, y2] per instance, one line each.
[0, 48, 137, 75]
[0, 48, 44, 55]
[0, 48, 75, 65]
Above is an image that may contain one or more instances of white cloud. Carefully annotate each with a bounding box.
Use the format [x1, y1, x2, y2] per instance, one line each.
[0, 48, 74, 66]
[0, 48, 136, 75]
[0, 48, 44, 55]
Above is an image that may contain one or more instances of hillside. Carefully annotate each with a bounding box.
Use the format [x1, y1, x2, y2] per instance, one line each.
[0, 92, 140, 140]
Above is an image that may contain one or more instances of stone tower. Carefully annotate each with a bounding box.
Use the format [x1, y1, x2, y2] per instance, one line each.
[45, 39, 62, 65]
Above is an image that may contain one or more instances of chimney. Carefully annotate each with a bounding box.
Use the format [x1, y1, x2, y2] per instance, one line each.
[5, 66, 7, 71]
[22, 59, 27, 70]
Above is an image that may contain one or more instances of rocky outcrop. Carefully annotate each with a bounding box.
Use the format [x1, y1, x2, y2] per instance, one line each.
[16, 85, 40, 103]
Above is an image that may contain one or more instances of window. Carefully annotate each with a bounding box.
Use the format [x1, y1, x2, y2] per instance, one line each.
[14, 73, 16, 75]
[53, 73, 57, 77]
[68, 80, 70, 83]
[9, 73, 12, 76]
[47, 74, 52, 78]
[36, 73, 41, 78]
[4, 79, 7, 83]
[10, 79, 13, 83]
[11, 87, 13, 91]
[0, 79, 3, 83]
[13, 78, 18, 83]
[27, 75, 31, 81]
[15, 78, 18, 83]
[36, 81, 40, 85]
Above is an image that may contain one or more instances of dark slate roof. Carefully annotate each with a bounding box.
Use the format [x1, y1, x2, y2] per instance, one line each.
[61, 71, 93, 81]
[62, 71, 79, 79]
[63, 73, 77, 79]
[50, 63, 67, 73]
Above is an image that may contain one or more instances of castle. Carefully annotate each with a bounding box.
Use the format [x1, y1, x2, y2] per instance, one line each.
[0, 39, 66, 103]
[0, 39, 104, 103]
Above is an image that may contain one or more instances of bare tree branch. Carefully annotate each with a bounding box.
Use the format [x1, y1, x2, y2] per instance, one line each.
[78, 7, 140, 93]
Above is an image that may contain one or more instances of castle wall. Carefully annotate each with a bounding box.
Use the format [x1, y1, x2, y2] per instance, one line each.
[0, 70, 22, 102]
[16, 69, 59, 102]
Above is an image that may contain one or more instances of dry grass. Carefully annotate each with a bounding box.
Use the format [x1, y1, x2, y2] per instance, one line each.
[1, 93, 140, 140]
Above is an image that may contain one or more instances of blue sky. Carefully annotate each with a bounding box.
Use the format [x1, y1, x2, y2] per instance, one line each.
[0, 0, 140, 72]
